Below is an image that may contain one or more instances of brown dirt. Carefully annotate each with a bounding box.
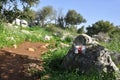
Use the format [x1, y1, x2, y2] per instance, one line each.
[0, 42, 49, 80]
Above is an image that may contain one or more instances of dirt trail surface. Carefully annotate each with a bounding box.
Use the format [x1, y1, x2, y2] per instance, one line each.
[0, 42, 48, 80]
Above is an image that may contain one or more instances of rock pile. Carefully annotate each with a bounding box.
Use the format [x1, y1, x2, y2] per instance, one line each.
[61, 34, 120, 78]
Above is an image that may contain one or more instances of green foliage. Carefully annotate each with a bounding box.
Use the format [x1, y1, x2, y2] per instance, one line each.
[101, 26, 120, 52]
[65, 9, 86, 26]
[86, 20, 115, 36]
[0, 0, 39, 23]
[21, 0, 39, 7]
[45, 24, 65, 38]
[26, 27, 54, 43]
[66, 25, 77, 33]
[57, 16, 65, 28]
[102, 34, 120, 52]
[0, 23, 5, 33]
[0, 0, 39, 9]
[77, 26, 85, 34]
[0, 24, 53, 48]
[0, 23, 77, 48]
[3, 9, 21, 23]
[37, 6, 54, 27]
[64, 36, 73, 43]
[0, 30, 24, 48]
[22, 8, 36, 22]
[110, 26, 120, 38]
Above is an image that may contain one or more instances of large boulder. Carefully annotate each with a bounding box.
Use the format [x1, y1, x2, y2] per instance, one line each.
[61, 34, 120, 76]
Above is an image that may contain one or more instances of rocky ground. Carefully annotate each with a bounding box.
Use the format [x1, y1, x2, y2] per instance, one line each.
[0, 42, 48, 80]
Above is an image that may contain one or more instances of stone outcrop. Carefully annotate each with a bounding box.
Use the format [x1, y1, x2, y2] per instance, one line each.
[61, 34, 120, 75]
[12, 18, 28, 27]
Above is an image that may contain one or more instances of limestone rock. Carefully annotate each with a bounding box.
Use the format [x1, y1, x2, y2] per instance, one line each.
[61, 34, 120, 75]
[40, 43, 49, 48]
[28, 48, 35, 52]
[13, 44, 17, 49]
[12, 18, 28, 27]
[44, 35, 51, 40]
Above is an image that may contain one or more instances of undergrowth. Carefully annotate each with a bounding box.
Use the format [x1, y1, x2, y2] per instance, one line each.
[101, 34, 120, 53]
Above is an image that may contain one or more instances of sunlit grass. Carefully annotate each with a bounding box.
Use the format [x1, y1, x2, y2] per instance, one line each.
[101, 36, 120, 53]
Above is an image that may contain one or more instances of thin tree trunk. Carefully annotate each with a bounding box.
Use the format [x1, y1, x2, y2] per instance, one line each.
[41, 20, 44, 27]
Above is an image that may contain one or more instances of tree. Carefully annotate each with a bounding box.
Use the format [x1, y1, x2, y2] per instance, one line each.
[65, 10, 86, 26]
[0, 0, 7, 11]
[0, 0, 8, 21]
[21, 0, 39, 8]
[86, 20, 115, 36]
[37, 6, 54, 27]
[22, 8, 36, 22]
[0, 0, 39, 12]
[77, 26, 85, 34]
[0, 0, 40, 22]
[57, 16, 65, 28]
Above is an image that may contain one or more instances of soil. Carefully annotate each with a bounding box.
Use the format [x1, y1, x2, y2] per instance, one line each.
[0, 42, 49, 80]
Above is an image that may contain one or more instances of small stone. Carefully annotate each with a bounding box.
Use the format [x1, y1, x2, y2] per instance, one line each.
[13, 44, 17, 49]
[28, 48, 35, 52]
[45, 43, 49, 47]
[44, 35, 51, 40]
[41, 44, 49, 48]
[41, 45, 46, 48]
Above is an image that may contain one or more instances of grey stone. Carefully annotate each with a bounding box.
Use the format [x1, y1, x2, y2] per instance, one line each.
[61, 34, 120, 78]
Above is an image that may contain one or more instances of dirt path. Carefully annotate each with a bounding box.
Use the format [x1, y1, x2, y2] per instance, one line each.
[0, 42, 48, 80]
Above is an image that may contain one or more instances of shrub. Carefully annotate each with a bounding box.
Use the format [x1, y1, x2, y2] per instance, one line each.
[66, 25, 77, 33]
[64, 36, 73, 43]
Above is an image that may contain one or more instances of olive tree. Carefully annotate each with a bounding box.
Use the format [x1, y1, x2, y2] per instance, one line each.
[65, 10, 86, 26]
[36, 6, 54, 27]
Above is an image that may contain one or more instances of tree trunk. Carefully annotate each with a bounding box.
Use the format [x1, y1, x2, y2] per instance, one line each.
[41, 20, 44, 27]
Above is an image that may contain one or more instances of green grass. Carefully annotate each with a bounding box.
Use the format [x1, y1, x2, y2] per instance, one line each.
[0, 23, 74, 48]
[0, 24, 55, 48]
[101, 35, 120, 53]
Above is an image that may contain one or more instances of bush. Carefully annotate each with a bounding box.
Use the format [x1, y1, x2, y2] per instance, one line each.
[102, 34, 120, 52]
[64, 36, 73, 43]
[66, 25, 77, 33]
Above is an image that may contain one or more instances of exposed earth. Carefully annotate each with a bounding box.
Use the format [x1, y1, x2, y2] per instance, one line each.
[0, 42, 49, 80]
